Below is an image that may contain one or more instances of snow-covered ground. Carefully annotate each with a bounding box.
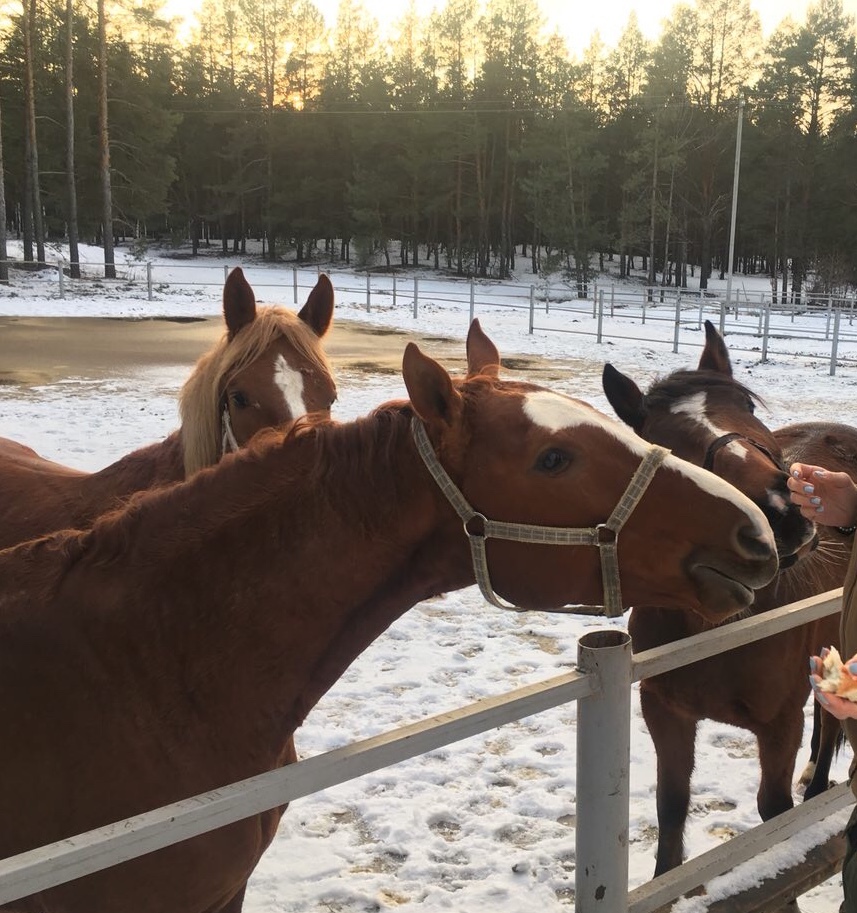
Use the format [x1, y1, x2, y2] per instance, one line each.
[1, 241, 855, 912]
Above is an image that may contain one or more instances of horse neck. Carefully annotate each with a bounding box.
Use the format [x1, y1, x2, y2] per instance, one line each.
[73, 414, 474, 763]
[80, 431, 185, 516]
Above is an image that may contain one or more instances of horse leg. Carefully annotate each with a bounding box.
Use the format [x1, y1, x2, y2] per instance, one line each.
[756, 714, 800, 822]
[640, 686, 698, 876]
[757, 716, 804, 913]
[804, 707, 843, 800]
[798, 700, 822, 789]
[209, 883, 248, 913]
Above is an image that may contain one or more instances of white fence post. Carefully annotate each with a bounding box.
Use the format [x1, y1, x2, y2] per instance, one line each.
[392, 275, 397, 309]
[469, 279, 475, 324]
[673, 295, 681, 353]
[293, 268, 298, 305]
[147, 261, 153, 301]
[597, 289, 605, 343]
[57, 261, 65, 299]
[576, 629, 632, 913]
[762, 304, 771, 362]
[413, 277, 418, 319]
[224, 264, 229, 283]
[529, 284, 535, 334]
[366, 273, 371, 313]
[831, 307, 842, 377]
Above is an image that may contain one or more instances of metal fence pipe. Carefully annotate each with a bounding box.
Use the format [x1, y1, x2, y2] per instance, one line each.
[529, 285, 535, 334]
[672, 296, 681, 353]
[576, 628, 632, 913]
[831, 308, 842, 377]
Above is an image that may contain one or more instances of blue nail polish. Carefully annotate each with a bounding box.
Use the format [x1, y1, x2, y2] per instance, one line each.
[816, 505, 825, 514]
[792, 469, 800, 477]
[848, 663, 857, 676]
[810, 658, 816, 672]
[811, 496, 821, 505]
[809, 677, 830, 705]
[804, 484, 815, 494]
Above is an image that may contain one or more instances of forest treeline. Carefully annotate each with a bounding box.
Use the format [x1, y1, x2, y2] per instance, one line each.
[0, 0, 855, 299]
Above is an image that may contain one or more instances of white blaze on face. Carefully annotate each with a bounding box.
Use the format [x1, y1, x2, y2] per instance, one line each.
[672, 391, 790, 517]
[671, 392, 746, 462]
[273, 353, 307, 419]
[522, 390, 775, 550]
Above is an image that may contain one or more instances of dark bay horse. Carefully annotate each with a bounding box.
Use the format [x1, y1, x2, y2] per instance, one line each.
[602, 320, 850, 880]
[770, 422, 857, 798]
[0, 322, 779, 913]
[0, 267, 335, 548]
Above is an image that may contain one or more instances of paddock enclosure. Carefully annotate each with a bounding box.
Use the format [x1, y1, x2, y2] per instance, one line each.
[1, 266, 856, 912]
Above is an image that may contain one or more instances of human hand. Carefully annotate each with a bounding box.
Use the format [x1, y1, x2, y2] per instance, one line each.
[810, 650, 857, 720]
[788, 462, 857, 528]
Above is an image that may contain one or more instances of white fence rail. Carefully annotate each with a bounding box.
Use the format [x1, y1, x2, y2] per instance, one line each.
[3, 257, 857, 374]
[0, 589, 846, 912]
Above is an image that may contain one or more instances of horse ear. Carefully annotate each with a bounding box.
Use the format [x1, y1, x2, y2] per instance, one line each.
[223, 267, 257, 340]
[298, 274, 334, 339]
[698, 320, 733, 376]
[466, 319, 500, 378]
[403, 342, 463, 429]
[602, 363, 647, 432]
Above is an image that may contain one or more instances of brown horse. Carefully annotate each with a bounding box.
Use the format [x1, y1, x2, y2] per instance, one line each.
[0, 267, 335, 549]
[602, 320, 849, 880]
[0, 322, 779, 913]
[771, 422, 857, 799]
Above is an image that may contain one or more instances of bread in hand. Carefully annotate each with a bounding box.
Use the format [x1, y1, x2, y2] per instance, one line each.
[816, 647, 857, 702]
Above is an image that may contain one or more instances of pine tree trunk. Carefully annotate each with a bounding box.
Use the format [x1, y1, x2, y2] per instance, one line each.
[65, 0, 80, 279]
[0, 95, 7, 284]
[97, 0, 116, 279]
[23, 0, 45, 267]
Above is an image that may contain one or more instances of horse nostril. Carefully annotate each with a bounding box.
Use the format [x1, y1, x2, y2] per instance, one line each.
[736, 521, 776, 560]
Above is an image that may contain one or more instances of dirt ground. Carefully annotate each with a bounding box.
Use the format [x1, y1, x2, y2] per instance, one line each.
[0, 315, 581, 386]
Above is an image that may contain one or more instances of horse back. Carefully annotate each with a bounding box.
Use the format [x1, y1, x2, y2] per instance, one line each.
[774, 422, 857, 473]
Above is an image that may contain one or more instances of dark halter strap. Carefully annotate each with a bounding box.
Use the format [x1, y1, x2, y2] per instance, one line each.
[702, 432, 784, 473]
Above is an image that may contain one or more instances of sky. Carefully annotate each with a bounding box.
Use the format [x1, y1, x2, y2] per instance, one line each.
[1, 241, 856, 911]
[166, 0, 857, 57]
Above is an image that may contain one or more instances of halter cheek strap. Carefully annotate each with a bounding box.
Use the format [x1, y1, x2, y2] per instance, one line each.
[411, 416, 670, 617]
[221, 405, 240, 456]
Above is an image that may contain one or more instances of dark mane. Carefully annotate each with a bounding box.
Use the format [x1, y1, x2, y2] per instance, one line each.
[645, 370, 766, 411]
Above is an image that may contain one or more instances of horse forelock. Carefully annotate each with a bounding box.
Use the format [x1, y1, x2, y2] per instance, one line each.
[645, 370, 766, 414]
[179, 306, 332, 478]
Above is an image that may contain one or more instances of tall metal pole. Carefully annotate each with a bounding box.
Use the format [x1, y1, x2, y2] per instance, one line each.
[722, 97, 745, 334]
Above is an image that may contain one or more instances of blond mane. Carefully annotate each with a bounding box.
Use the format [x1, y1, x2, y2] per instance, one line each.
[179, 306, 332, 477]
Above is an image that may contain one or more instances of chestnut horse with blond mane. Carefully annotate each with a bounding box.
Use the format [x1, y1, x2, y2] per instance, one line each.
[0, 267, 335, 549]
[0, 322, 778, 913]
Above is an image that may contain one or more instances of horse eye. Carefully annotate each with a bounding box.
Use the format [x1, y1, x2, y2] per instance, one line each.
[229, 390, 251, 409]
[747, 398, 755, 414]
[535, 448, 570, 474]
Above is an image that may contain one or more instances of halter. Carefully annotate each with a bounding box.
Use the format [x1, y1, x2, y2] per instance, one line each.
[702, 432, 784, 473]
[411, 417, 670, 617]
[221, 404, 240, 455]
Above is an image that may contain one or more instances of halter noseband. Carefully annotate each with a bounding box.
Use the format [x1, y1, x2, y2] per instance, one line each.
[702, 432, 784, 473]
[411, 416, 669, 617]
